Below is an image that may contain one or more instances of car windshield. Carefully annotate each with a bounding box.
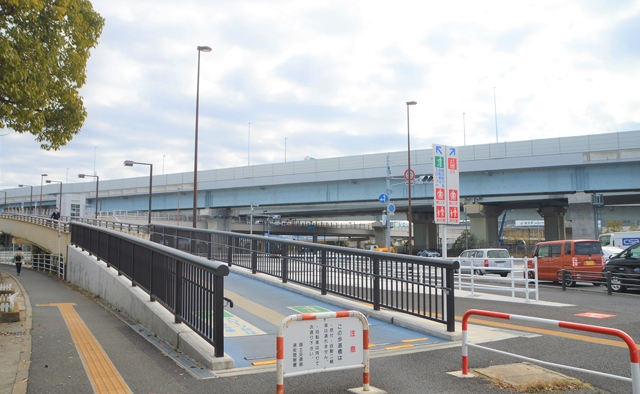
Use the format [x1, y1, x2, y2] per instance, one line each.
[487, 250, 509, 258]
[574, 242, 602, 256]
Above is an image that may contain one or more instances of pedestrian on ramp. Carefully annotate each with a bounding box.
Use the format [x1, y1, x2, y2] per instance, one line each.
[13, 247, 25, 276]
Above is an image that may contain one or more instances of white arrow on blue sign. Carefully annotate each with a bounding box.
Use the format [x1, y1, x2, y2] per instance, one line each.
[378, 194, 389, 203]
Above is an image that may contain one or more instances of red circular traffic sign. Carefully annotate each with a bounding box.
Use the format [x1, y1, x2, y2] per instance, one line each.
[404, 169, 415, 181]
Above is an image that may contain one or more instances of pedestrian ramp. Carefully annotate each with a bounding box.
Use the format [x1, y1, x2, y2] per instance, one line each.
[222, 273, 450, 369]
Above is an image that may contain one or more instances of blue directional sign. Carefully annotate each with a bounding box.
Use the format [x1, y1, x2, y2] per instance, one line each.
[378, 194, 389, 203]
[388, 203, 396, 213]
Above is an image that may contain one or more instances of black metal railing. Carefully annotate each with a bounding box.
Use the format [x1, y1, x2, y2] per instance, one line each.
[0, 212, 70, 232]
[150, 224, 459, 332]
[70, 222, 229, 357]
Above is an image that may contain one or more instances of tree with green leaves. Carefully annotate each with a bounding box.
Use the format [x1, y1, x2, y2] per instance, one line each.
[450, 230, 483, 256]
[1, 0, 104, 150]
[604, 220, 623, 234]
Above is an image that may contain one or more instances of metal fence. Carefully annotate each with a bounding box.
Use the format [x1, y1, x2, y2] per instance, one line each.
[149, 224, 459, 332]
[70, 222, 229, 357]
[0, 254, 65, 278]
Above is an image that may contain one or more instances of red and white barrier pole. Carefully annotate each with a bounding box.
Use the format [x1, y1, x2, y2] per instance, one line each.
[462, 309, 639, 394]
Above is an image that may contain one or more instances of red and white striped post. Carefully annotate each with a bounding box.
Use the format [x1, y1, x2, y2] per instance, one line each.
[277, 310, 370, 394]
[462, 309, 640, 394]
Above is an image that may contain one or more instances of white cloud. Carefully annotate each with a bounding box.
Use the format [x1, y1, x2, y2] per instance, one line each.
[2, 0, 640, 190]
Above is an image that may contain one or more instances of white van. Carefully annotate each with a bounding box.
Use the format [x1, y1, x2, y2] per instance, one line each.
[455, 248, 512, 277]
[599, 232, 640, 248]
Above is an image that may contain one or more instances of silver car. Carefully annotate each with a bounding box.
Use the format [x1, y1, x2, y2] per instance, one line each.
[456, 248, 512, 277]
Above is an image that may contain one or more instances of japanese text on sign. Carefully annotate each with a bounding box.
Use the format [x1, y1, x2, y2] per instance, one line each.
[433, 144, 460, 225]
[283, 317, 363, 373]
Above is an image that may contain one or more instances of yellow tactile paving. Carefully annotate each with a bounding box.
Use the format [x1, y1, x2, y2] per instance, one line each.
[41, 303, 132, 394]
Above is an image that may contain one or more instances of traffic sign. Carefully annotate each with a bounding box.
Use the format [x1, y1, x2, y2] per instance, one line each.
[378, 193, 389, 204]
[433, 144, 460, 225]
[404, 169, 415, 181]
[388, 203, 395, 213]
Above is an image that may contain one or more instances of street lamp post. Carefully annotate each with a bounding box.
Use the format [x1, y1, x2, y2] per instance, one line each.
[40, 174, 48, 216]
[78, 174, 99, 219]
[19, 185, 33, 214]
[406, 101, 417, 255]
[124, 160, 153, 225]
[46, 180, 63, 213]
[193, 45, 212, 229]
[248, 122, 251, 166]
[177, 187, 182, 226]
[285, 138, 287, 162]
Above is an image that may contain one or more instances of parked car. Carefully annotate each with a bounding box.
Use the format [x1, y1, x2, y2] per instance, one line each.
[528, 240, 604, 287]
[603, 242, 640, 292]
[602, 246, 623, 262]
[417, 249, 440, 257]
[455, 248, 511, 277]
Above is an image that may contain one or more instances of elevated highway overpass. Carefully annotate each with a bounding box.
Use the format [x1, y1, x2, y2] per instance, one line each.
[3, 129, 640, 250]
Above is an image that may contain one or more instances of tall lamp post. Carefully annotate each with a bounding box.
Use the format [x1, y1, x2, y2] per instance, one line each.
[40, 174, 48, 216]
[193, 45, 212, 229]
[124, 161, 153, 225]
[177, 187, 182, 226]
[19, 185, 33, 214]
[78, 174, 100, 219]
[46, 180, 63, 213]
[406, 101, 417, 255]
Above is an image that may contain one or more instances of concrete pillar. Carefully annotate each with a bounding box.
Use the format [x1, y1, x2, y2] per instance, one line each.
[538, 206, 567, 241]
[413, 212, 437, 251]
[201, 208, 234, 231]
[372, 221, 386, 246]
[464, 203, 503, 246]
[313, 234, 318, 243]
[568, 192, 597, 240]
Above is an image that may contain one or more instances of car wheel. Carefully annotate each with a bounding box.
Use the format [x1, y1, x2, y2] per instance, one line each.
[527, 271, 535, 279]
[610, 275, 627, 293]
[500, 272, 508, 277]
[474, 269, 483, 276]
[562, 272, 576, 287]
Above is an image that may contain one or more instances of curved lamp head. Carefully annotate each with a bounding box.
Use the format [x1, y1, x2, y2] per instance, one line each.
[123, 160, 134, 167]
[197, 46, 212, 52]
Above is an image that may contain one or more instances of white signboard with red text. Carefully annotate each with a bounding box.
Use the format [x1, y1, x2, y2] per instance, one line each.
[433, 144, 459, 225]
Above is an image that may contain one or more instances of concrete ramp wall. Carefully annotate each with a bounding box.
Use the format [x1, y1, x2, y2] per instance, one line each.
[66, 246, 234, 370]
[0, 218, 70, 258]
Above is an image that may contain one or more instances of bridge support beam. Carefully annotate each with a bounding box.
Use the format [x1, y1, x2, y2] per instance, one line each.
[568, 192, 597, 240]
[413, 212, 437, 252]
[372, 221, 386, 247]
[538, 206, 567, 241]
[464, 203, 503, 246]
[201, 209, 235, 232]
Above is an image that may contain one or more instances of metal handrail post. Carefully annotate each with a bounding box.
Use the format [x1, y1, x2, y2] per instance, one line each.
[282, 244, 289, 284]
[373, 257, 380, 311]
[174, 260, 183, 324]
[321, 250, 327, 295]
[446, 266, 456, 332]
[213, 273, 225, 357]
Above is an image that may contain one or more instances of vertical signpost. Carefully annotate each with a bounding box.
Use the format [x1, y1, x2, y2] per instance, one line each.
[433, 144, 459, 258]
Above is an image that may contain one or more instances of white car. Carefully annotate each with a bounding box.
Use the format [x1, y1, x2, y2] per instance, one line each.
[455, 248, 512, 277]
[602, 246, 623, 262]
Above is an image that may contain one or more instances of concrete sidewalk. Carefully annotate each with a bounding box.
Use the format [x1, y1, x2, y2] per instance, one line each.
[0, 269, 31, 394]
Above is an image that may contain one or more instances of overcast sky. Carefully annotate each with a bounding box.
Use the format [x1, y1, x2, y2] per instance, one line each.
[1, 0, 640, 189]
